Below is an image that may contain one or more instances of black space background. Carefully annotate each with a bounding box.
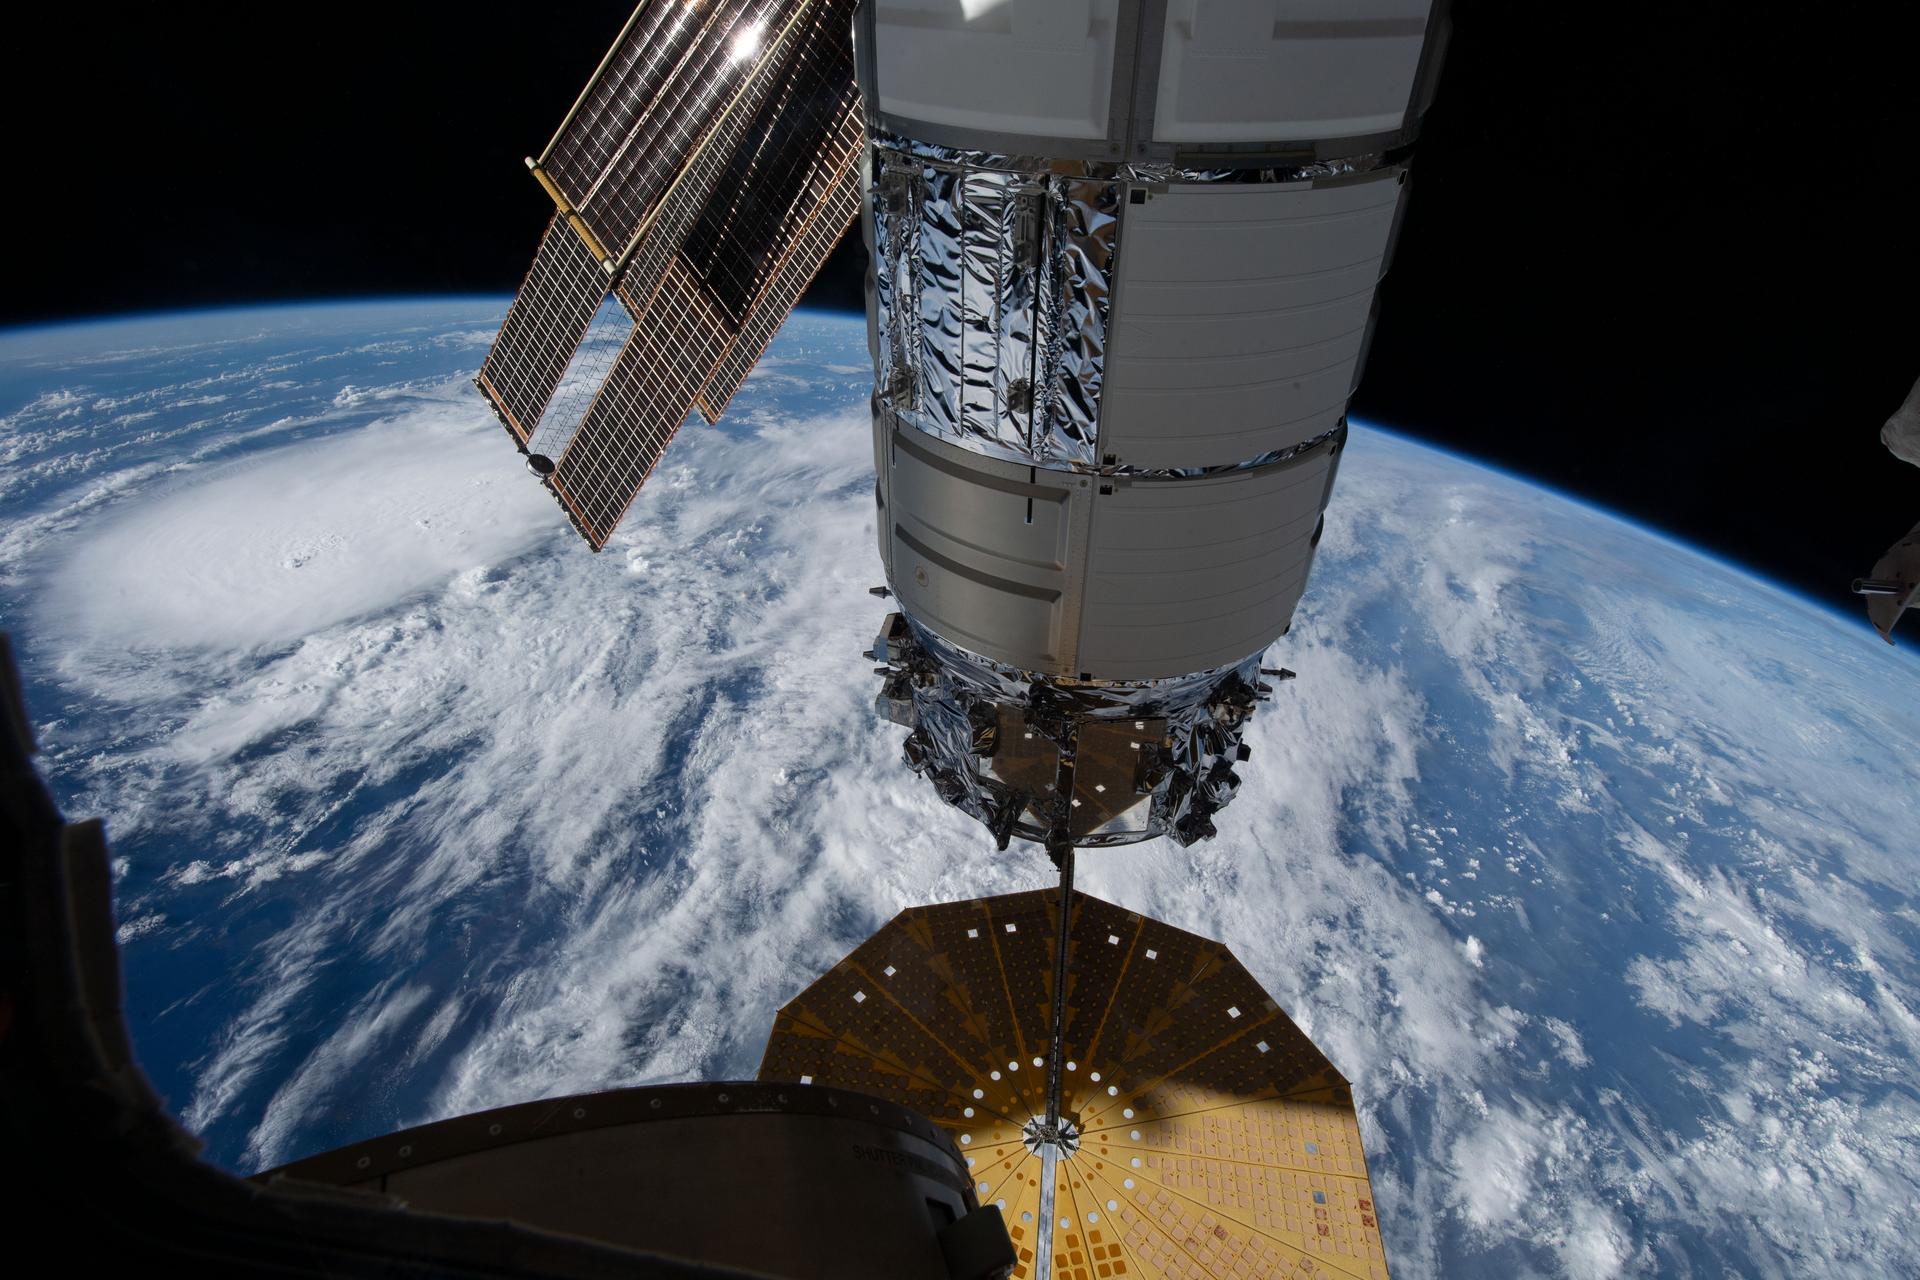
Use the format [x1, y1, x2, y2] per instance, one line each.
[7, 3, 1917, 618]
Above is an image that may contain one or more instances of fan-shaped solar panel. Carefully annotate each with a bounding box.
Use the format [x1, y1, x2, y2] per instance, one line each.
[760, 890, 1392, 1280]
[476, 0, 863, 549]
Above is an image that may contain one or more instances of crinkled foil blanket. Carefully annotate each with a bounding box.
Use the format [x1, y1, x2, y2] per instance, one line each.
[868, 131, 1395, 474]
[871, 142, 1110, 468]
[874, 617, 1272, 850]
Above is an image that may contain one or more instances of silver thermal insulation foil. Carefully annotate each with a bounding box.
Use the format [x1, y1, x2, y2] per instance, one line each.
[872, 141, 1116, 469]
[872, 615, 1278, 850]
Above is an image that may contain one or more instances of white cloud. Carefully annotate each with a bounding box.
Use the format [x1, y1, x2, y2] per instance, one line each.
[39, 382, 555, 652]
[8, 312, 1919, 1277]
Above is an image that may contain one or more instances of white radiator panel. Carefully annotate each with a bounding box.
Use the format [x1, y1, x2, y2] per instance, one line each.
[1154, 0, 1431, 142]
[1100, 172, 1402, 471]
[873, 0, 1120, 139]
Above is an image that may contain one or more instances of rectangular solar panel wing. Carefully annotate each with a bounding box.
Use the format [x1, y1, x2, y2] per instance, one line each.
[477, 0, 864, 551]
[475, 214, 609, 445]
[548, 270, 727, 548]
[538, 0, 790, 268]
[694, 61, 864, 421]
[538, 1, 694, 210]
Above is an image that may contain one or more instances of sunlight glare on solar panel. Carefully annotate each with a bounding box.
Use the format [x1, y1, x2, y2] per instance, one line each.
[477, 0, 864, 550]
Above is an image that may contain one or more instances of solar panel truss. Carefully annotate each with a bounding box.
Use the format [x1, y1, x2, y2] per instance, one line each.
[761, 889, 1394, 1280]
[476, 0, 864, 550]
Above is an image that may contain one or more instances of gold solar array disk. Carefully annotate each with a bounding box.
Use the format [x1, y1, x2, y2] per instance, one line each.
[758, 890, 1390, 1280]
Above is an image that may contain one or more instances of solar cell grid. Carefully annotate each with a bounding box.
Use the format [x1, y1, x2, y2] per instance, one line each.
[696, 104, 864, 421]
[542, 1, 694, 198]
[680, 6, 856, 323]
[924, 899, 1030, 1066]
[525, 297, 632, 461]
[802, 962, 973, 1086]
[787, 999, 985, 1127]
[759, 890, 1391, 1280]
[860, 920, 1000, 1074]
[548, 265, 733, 546]
[1081, 927, 1201, 1074]
[1059, 898, 1141, 1066]
[614, 0, 838, 304]
[477, 214, 607, 443]
[578, 0, 787, 260]
[986, 894, 1059, 1068]
[1164, 1019, 1333, 1105]
[483, 0, 863, 550]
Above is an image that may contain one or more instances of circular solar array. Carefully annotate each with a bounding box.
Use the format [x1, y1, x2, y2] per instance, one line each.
[759, 889, 1390, 1280]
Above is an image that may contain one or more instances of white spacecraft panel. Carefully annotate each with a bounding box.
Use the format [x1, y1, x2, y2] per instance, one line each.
[880, 426, 1074, 671]
[872, 0, 1120, 139]
[1100, 172, 1402, 471]
[878, 422, 1339, 679]
[1153, 0, 1432, 142]
[1078, 443, 1335, 677]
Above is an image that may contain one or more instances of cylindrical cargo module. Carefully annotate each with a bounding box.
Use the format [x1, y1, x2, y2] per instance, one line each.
[857, 0, 1448, 850]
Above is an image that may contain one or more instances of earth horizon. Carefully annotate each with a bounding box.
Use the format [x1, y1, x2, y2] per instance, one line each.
[2, 299, 1917, 1278]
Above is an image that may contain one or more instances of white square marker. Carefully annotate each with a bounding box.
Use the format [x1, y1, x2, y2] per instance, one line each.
[884, 965, 896, 977]
[799, 1075, 812, 1085]
[1145, 949, 1157, 960]
[1005, 922, 1017, 933]
[967, 928, 978, 938]
[852, 990, 866, 1003]
[1256, 1040, 1270, 1054]
[1108, 934, 1120, 945]
[1227, 1006, 1241, 1018]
